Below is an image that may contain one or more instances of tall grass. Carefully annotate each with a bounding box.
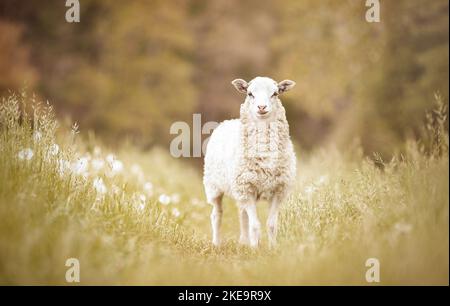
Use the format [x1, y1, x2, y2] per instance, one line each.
[0, 92, 448, 285]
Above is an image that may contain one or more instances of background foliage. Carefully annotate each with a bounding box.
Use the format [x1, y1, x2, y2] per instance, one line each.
[0, 0, 448, 154]
[0, 1, 448, 285]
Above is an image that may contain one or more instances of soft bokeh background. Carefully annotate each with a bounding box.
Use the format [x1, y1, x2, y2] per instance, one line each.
[0, 1, 448, 285]
[1, 0, 448, 156]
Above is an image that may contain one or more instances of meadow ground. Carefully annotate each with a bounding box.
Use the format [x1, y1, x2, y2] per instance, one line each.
[0, 93, 448, 285]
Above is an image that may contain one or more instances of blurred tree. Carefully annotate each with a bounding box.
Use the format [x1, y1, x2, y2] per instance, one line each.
[66, 0, 197, 146]
[0, 20, 37, 92]
[191, 0, 277, 123]
[0, 0, 448, 155]
[273, 0, 448, 155]
[0, 0, 197, 147]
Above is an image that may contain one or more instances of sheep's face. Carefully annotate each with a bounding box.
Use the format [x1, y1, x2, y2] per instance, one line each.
[232, 77, 295, 121]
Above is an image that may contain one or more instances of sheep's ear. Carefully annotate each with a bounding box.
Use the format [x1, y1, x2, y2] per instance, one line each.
[231, 79, 248, 94]
[278, 80, 296, 93]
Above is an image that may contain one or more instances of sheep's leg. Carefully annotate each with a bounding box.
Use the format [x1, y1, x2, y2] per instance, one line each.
[267, 197, 280, 248]
[238, 206, 249, 245]
[209, 195, 223, 246]
[243, 202, 260, 248]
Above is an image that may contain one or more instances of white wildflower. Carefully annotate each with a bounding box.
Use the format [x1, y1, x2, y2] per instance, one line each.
[111, 159, 123, 175]
[18, 148, 34, 160]
[72, 157, 89, 176]
[106, 154, 123, 176]
[171, 208, 181, 218]
[158, 194, 171, 205]
[134, 194, 147, 211]
[93, 177, 107, 194]
[33, 131, 42, 142]
[143, 181, 153, 196]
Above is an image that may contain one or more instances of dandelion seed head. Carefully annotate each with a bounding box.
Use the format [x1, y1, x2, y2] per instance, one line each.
[138, 203, 146, 211]
[106, 154, 123, 176]
[158, 194, 171, 205]
[18, 148, 34, 161]
[33, 131, 42, 142]
[143, 182, 153, 195]
[171, 208, 181, 218]
[72, 157, 89, 176]
[93, 177, 107, 194]
[111, 160, 124, 175]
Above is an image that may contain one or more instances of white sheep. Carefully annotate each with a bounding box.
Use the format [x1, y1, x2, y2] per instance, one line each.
[203, 76, 297, 248]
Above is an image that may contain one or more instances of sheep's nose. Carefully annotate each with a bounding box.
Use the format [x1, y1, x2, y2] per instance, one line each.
[258, 105, 267, 111]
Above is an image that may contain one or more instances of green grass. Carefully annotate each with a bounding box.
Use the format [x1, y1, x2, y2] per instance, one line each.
[0, 92, 448, 285]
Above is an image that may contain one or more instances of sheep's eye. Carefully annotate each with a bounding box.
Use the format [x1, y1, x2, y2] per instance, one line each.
[248, 92, 254, 98]
[271, 92, 278, 98]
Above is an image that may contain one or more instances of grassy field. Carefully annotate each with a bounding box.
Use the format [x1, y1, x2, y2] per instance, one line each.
[0, 93, 448, 285]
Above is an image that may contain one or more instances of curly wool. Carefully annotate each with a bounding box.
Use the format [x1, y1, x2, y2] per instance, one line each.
[203, 98, 296, 205]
